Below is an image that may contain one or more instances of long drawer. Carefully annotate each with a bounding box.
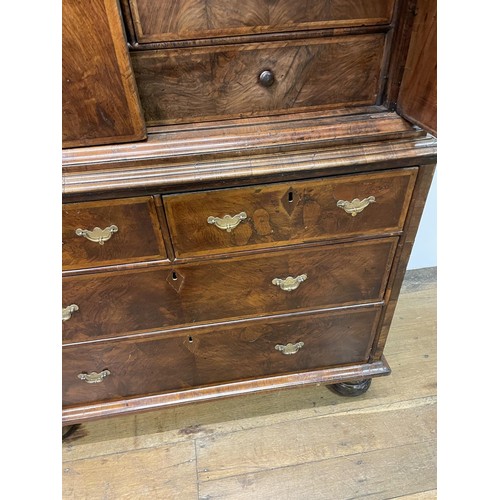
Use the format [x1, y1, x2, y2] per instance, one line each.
[131, 34, 386, 125]
[62, 238, 397, 343]
[62, 197, 167, 270]
[63, 305, 382, 406]
[129, 0, 395, 43]
[164, 169, 417, 258]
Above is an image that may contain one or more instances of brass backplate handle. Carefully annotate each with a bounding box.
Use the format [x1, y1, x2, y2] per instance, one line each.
[272, 274, 307, 291]
[62, 304, 79, 322]
[337, 196, 375, 216]
[207, 212, 247, 232]
[275, 342, 305, 355]
[75, 225, 118, 244]
[77, 370, 111, 384]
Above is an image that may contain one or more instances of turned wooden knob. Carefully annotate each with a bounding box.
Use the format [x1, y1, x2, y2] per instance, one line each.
[258, 70, 275, 87]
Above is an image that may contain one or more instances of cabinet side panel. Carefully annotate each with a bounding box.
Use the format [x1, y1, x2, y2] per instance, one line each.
[396, 0, 436, 135]
[62, 0, 146, 148]
[371, 163, 435, 360]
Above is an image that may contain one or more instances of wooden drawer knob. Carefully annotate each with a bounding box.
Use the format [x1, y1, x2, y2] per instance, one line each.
[258, 69, 275, 87]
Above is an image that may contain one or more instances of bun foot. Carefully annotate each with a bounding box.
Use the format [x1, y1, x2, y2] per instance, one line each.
[62, 424, 80, 440]
[327, 378, 372, 397]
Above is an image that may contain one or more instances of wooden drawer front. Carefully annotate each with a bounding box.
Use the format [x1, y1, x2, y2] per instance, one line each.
[62, 238, 396, 344]
[165, 169, 417, 258]
[129, 0, 395, 43]
[63, 305, 381, 406]
[131, 34, 386, 125]
[62, 197, 167, 270]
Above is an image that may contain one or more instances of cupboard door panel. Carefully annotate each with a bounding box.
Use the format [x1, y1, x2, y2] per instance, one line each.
[397, 0, 437, 136]
[62, 0, 146, 147]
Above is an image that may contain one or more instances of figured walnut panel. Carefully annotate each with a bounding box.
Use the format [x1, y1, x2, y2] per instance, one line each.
[63, 305, 381, 406]
[62, 0, 146, 147]
[62, 197, 167, 270]
[164, 168, 417, 258]
[128, 0, 395, 43]
[397, 0, 436, 135]
[131, 34, 386, 125]
[62, 238, 396, 343]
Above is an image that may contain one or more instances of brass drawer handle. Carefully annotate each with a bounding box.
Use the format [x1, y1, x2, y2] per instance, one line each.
[75, 225, 118, 244]
[275, 342, 304, 355]
[337, 196, 375, 216]
[207, 212, 247, 232]
[272, 274, 307, 292]
[62, 304, 79, 322]
[77, 370, 111, 384]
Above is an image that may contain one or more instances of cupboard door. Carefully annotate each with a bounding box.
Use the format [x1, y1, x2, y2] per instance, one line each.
[397, 0, 437, 136]
[62, 0, 146, 148]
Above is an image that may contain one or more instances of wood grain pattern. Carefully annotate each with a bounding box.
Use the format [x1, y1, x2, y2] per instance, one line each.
[199, 441, 435, 499]
[61, 269, 435, 451]
[62, 238, 397, 343]
[63, 306, 381, 406]
[62, 0, 146, 147]
[62, 441, 198, 498]
[128, 0, 395, 43]
[131, 34, 386, 125]
[371, 162, 435, 360]
[61, 0, 437, 433]
[196, 401, 435, 481]
[397, 0, 437, 135]
[62, 134, 436, 202]
[61, 109, 424, 171]
[62, 273, 435, 497]
[396, 491, 437, 499]
[62, 197, 167, 270]
[382, 0, 416, 108]
[164, 168, 417, 258]
[63, 358, 390, 424]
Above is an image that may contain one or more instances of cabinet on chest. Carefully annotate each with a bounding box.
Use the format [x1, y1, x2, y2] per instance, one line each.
[62, 0, 436, 424]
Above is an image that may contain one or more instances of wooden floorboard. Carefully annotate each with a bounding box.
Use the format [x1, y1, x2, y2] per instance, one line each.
[62, 441, 198, 499]
[62, 267, 437, 499]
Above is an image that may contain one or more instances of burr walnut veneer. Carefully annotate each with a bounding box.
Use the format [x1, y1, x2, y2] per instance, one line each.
[62, 0, 436, 425]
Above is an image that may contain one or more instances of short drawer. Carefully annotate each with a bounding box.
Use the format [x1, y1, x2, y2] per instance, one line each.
[62, 238, 396, 343]
[63, 305, 381, 406]
[164, 168, 417, 258]
[131, 34, 386, 125]
[62, 197, 167, 270]
[129, 0, 395, 43]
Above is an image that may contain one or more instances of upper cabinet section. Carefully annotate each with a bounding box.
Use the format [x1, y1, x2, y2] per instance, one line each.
[126, 0, 396, 44]
[62, 0, 435, 150]
[62, 0, 146, 148]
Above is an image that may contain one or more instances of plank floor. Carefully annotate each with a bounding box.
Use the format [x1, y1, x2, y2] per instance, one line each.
[62, 267, 437, 500]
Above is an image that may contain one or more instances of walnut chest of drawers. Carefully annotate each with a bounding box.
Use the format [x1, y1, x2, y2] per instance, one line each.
[62, 0, 436, 424]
